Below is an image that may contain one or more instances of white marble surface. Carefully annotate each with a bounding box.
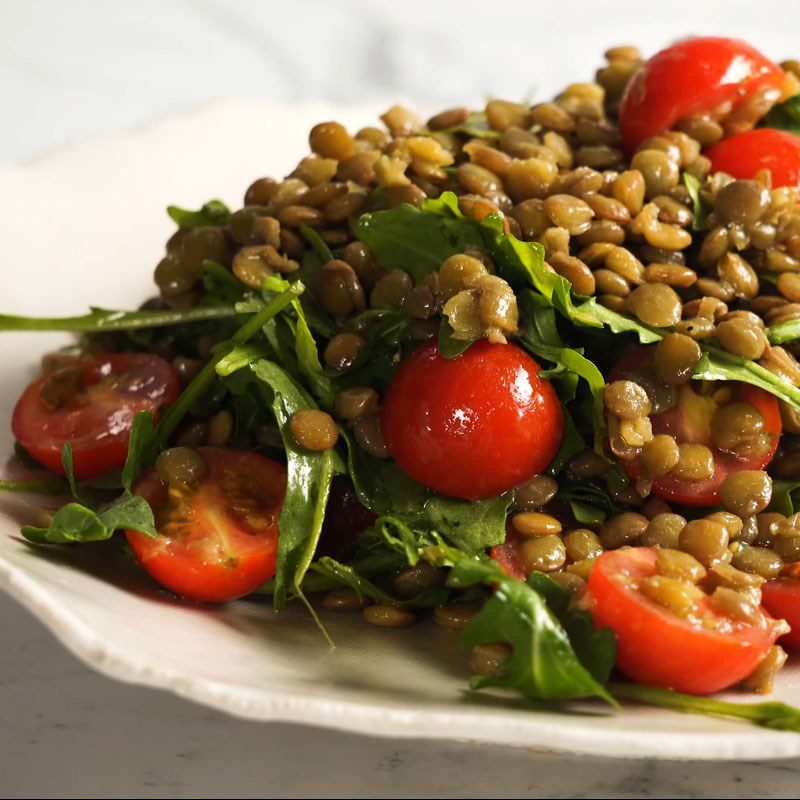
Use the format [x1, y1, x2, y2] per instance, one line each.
[3, 0, 800, 796]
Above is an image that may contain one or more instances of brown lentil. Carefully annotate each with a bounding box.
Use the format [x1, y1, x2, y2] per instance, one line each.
[322, 588, 364, 611]
[719, 470, 772, 517]
[671, 443, 715, 482]
[289, 410, 339, 451]
[353, 415, 389, 458]
[511, 512, 562, 538]
[363, 604, 415, 628]
[519, 535, 567, 573]
[679, 519, 729, 565]
[641, 513, 686, 548]
[155, 447, 207, 486]
[514, 474, 559, 511]
[653, 333, 701, 385]
[433, 604, 481, 631]
[731, 545, 784, 579]
[599, 512, 648, 548]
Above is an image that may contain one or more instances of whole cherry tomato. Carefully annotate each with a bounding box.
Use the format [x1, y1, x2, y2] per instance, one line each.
[619, 37, 785, 152]
[381, 340, 563, 500]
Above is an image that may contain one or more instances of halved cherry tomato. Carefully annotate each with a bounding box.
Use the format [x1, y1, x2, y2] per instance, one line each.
[126, 448, 286, 602]
[610, 347, 780, 506]
[381, 339, 563, 500]
[12, 353, 180, 480]
[587, 547, 779, 693]
[619, 37, 785, 152]
[490, 522, 528, 582]
[762, 569, 800, 650]
[706, 128, 800, 187]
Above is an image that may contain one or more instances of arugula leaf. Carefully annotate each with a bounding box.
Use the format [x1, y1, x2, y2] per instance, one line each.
[356, 200, 484, 279]
[0, 305, 237, 334]
[760, 94, 800, 136]
[611, 682, 800, 732]
[767, 317, 800, 345]
[345, 433, 510, 555]
[437, 317, 476, 359]
[581, 300, 663, 344]
[250, 360, 340, 612]
[202, 260, 247, 305]
[450, 558, 616, 704]
[545, 410, 585, 476]
[22, 492, 156, 545]
[526, 572, 616, 683]
[298, 225, 334, 263]
[682, 172, 711, 232]
[167, 199, 231, 228]
[309, 557, 401, 605]
[693, 347, 800, 411]
[0, 477, 69, 494]
[769, 479, 800, 515]
[432, 112, 500, 140]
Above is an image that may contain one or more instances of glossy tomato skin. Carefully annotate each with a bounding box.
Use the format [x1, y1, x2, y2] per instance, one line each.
[610, 347, 780, 506]
[762, 577, 800, 650]
[588, 548, 779, 694]
[126, 448, 286, 603]
[706, 128, 800, 187]
[12, 353, 180, 480]
[381, 340, 563, 500]
[619, 37, 785, 152]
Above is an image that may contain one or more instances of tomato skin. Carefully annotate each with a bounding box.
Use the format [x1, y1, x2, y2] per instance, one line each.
[706, 128, 800, 188]
[126, 448, 286, 603]
[490, 523, 528, 581]
[12, 353, 180, 480]
[610, 347, 780, 506]
[762, 577, 800, 650]
[619, 37, 785, 152]
[587, 548, 778, 694]
[381, 340, 563, 500]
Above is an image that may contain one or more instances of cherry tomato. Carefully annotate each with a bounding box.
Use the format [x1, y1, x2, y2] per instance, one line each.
[490, 523, 528, 581]
[127, 448, 286, 602]
[12, 353, 180, 480]
[762, 568, 800, 650]
[587, 547, 779, 693]
[619, 37, 785, 152]
[610, 347, 780, 506]
[706, 128, 800, 187]
[381, 340, 563, 500]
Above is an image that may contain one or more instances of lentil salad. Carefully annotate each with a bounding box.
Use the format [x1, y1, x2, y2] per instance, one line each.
[6, 35, 800, 728]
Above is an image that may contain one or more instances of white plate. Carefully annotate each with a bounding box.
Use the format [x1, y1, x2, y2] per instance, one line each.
[2, 100, 800, 761]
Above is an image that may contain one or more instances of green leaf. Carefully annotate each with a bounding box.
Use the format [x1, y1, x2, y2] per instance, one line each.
[0, 305, 237, 334]
[250, 359, 338, 611]
[298, 225, 334, 263]
[437, 317, 475, 359]
[355, 200, 484, 280]
[167, 199, 231, 228]
[768, 317, 800, 345]
[760, 94, 800, 136]
[693, 347, 800, 411]
[581, 300, 663, 344]
[683, 172, 711, 232]
[310, 557, 402, 605]
[422, 492, 513, 553]
[450, 558, 616, 704]
[545, 410, 585, 476]
[432, 112, 500, 140]
[770, 479, 800, 515]
[121, 411, 159, 491]
[526, 572, 616, 683]
[0, 477, 69, 494]
[21, 491, 156, 545]
[202, 260, 246, 305]
[610, 682, 800, 732]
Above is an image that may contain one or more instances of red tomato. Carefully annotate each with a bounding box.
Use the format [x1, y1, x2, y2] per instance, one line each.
[706, 128, 800, 187]
[381, 340, 563, 500]
[610, 347, 780, 506]
[587, 547, 779, 694]
[762, 573, 800, 650]
[127, 448, 286, 602]
[12, 353, 180, 480]
[619, 37, 785, 152]
[490, 523, 528, 581]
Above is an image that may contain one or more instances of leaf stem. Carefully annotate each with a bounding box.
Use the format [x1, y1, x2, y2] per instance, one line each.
[0, 306, 237, 334]
[0, 477, 70, 494]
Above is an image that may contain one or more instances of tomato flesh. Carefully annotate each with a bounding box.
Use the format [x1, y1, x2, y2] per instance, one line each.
[381, 339, 564, 500]
[762, 574, 800, 650]
[610, 347, 780, 506]
[706, 128, 800, 188]
[619, 37, 785, 152]
[12, 353, 180, 480]
[490, 523, 528, 581]
[126, 448, 286, 602]
[587, 547, 778, 693]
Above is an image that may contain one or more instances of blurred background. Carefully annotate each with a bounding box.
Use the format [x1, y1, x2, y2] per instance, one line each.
[3, 0, 800, 163]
